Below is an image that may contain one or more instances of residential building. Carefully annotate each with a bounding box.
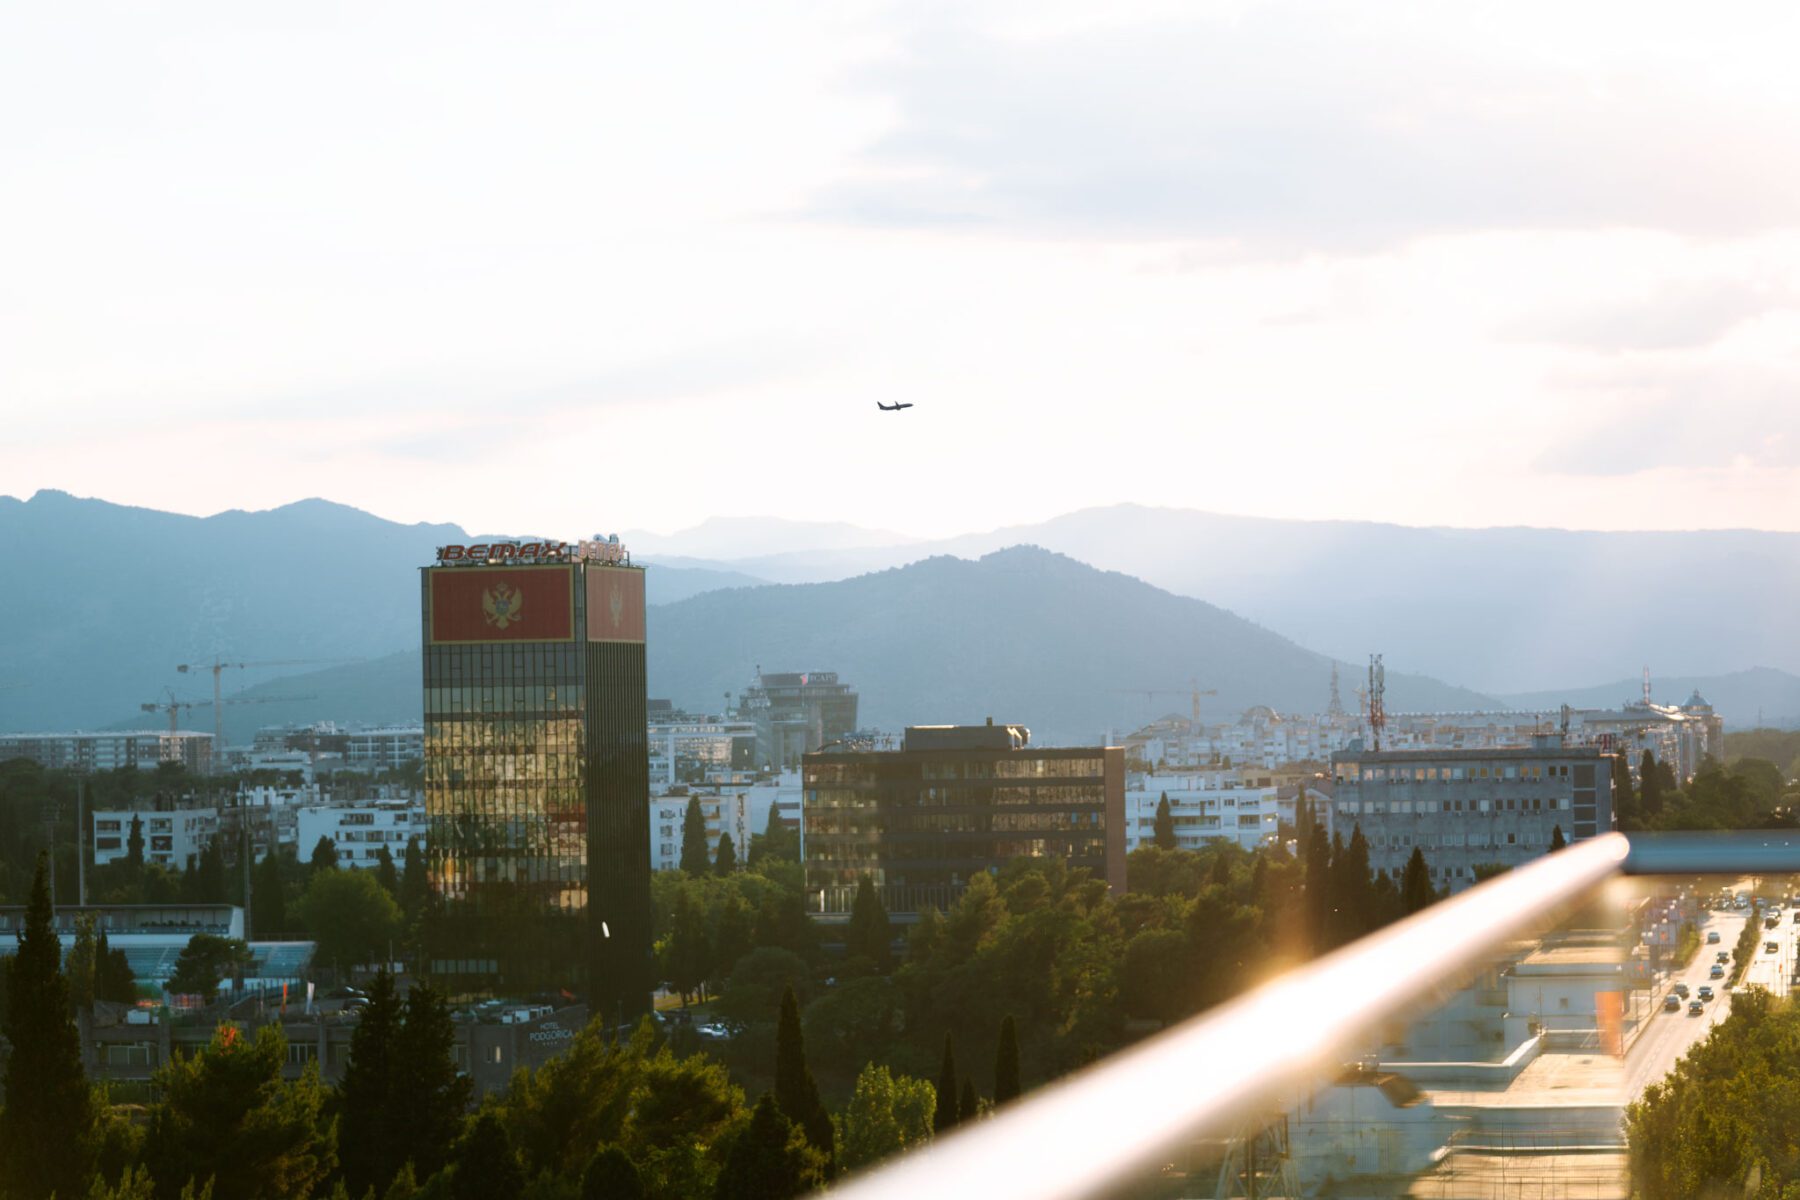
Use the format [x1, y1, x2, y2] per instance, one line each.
[802, 721, 1125, 916]
[251, 723, 425, 772]
[647, 700, 755, 787]
[296, 798, 427, 869]
[0, 730, 213, 774]
[1124, 774, 1293, 853]
[421, 537, 652, 1014]
[1329, 737, 1617, 890]
[92, 805, 219, 869]
[648, 770, 803, 872]
[740, 670, 859, 771]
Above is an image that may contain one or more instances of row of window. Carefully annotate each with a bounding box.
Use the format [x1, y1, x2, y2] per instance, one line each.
[1339, 762, 1584, 783]
[1337, 797, 1573, 815]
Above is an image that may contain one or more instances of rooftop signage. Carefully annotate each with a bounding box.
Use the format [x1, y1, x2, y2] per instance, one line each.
[435, 537, 630, 566]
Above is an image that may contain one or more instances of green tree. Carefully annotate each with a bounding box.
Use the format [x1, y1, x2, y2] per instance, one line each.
[96, 927, 140, 1003]
[168, 933, 252, 1001]
[296, 867, 402, 972]
[748, 805, 798, 867]
[395, 980, 471, 1183]
[933, 1034, 960, 1135]
[1551, 824, 1567, 851]
[1610, 753, 1638, 825]
[143, 1023, 336, 1200]
[580, 1145, 645, 1200]
[253, 850, 288, 935]
[400, 836, 431, 920]
[714, 832, 738, 877]
[958, 1079, 979, 1123]
[1152, 793, 1177, 850]
[337, 970, 403, 1195]
[1400, 847, 1435, 914]
[710, 894, 754, 992]
[127, 813, 146, 870]
[845, 876, 893, 973]
[1471, 862, 1510, 883]
[375, 845, 400, 899]
[449, 1110, 524, 1200]
[67, 911, 100, 1011]
[713, 1094, 817, 1200]
[0, 851, 97, 1200]
[836, 1063, 935, 1172]
[1121, 927, 1188, 1024]
[774, 985, 833, 1176]
[679, 797, 710, 875]
[309, 835, 340, 873]
[1303, 822, 1331, 953]
[184, 837, 227, 904]
[993, 1014, 1021, 1105]
[662, 884, 712, 1005]
[1640, 750, 1665, 815]
[1326, 824, 1373, 947]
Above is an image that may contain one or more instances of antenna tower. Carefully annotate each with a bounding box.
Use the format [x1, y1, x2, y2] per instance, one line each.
[1367, 654, 1386, 752]
[1326, 663, 1345, 719]
[1641, 666, 1652, 706]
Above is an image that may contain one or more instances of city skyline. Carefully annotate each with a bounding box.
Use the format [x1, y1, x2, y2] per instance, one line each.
[6, 2, 1800, 537]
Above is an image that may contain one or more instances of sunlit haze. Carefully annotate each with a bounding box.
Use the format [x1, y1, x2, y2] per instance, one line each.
[6, 1, 1800, 536]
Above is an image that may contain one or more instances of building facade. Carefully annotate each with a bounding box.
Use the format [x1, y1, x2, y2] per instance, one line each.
[92, 806, 219, 869]
[296, 798, 427, 869]
[741, 670, 859, 770]
[1329, 738, 1617, 890]
[420, 538, 652, 1014]
[0, 731, 213, 774]
[648, 770, 804, 872]
[802, 722, 1125, 916]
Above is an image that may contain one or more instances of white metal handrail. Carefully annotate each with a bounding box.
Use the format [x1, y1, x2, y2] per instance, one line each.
[835, 835, 1641, 1200]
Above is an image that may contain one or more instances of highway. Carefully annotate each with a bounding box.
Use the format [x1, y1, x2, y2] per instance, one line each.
[1623, 900, 1795, 1099]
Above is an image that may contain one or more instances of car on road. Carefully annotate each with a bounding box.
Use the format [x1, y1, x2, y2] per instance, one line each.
[1663, 994, 1682, 1012]
[1674, 982, 1690, 998]
[1768, 941, 1781, 954]
[1708, 930, 1722, 943]
[1689, 1000, 1706, 1016]
[1699, 985, 1715, 1000]
[1718, 951, 1731, 963]
[1711, 964, 1726, 978]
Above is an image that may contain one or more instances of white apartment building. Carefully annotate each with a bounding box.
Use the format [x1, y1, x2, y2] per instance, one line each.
[296, 798, 426, 868]
[1123, 773, 1296, 853]
[649, 771, 803, 871]
[92, 806, 219, 869]
[3, 730, 214, 774]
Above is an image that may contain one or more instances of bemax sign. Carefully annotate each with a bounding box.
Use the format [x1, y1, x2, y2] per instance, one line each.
[436, 541, 570, 564]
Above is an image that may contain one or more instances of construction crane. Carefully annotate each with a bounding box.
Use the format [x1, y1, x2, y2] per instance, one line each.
[177, 657, 358, 749]
[1107, 678, 1219, 731]
[141, 690, 318, 739]
[141, 688, 197, 734]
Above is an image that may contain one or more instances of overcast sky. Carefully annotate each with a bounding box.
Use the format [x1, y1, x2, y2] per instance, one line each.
[5, 1, 1800, 539]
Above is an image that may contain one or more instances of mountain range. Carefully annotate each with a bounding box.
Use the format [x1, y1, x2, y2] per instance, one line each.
[5, 490, 1797, 742]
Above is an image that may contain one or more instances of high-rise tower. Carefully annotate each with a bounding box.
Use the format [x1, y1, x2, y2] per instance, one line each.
[420, 536, 650, 1016]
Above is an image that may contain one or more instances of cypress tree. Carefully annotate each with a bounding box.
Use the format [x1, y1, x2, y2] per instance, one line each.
[959, 1079, 979, 1123]
[582, 1145, 646, 1200]
[715, 1094, 811, 1200]
[846, 875, 893, 972]
[1640, 750, 1665, 815]
[254, 849, 288, 936]
[1400, 847, 1435, 914]
[397, 979, 472, 1183]
[1611, 754, 1637, 824]
[774, 985, 834, 1176]
[993, 1014, 1021, 1105]
[126, 813, 145, 870]
[95, 927, 139, 1003]
[934, 1034, 960, 1134]
[401, 835, 430, 919]
[1209, 847, 1233, 890]
[1304, 822, 1331, 953]
[449, 1110, 523, 1200]
[338, 970, 403, 1195]
[680, 796, 710, 875]
[310, 834, 340, 873]
[1152, 793, 1177, 850]
[715, 831, 738, 876]
[0, 852, 97, 1200]
[1551, 824, 1567, 851]
[375, 845, 400, 898]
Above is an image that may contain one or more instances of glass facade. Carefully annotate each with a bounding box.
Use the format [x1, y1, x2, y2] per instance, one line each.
[802, 744, 1125, 915]
[421, 561, 651, 1012]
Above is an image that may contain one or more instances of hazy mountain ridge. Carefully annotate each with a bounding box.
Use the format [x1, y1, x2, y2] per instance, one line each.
[0, 490, 762, 732]
[647, 504, 1800, 694]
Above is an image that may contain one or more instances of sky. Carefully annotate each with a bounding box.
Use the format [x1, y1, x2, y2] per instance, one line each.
[5, 0, 1800, 540]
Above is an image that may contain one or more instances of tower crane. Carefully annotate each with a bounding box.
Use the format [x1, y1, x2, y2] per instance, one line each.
[143, 690, 319, 743]
[177, 657, 359, 749]
[1107, 678, 1220, 731]
[141, 688, 197, 734]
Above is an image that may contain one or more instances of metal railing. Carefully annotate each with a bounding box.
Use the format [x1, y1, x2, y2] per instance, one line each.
[834, 831, 1800, 1200]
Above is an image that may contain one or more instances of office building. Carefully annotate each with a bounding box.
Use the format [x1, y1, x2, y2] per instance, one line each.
[1329, 737, 1617, 890]
[0, 730, 213, 774]
[421, 537, 651, 1013]
[741, 670, 859, 770]
[802, 721, 1125, 916]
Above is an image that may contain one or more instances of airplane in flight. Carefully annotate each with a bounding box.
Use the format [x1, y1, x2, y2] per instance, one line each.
[876, 401, 914, 411]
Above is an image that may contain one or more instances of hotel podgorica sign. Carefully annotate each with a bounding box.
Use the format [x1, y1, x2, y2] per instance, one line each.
[429, 565, 576, 643]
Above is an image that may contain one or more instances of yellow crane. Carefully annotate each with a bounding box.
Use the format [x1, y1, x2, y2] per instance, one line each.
[1108, 678, 1219, 731]
[177, 657, 358, 749]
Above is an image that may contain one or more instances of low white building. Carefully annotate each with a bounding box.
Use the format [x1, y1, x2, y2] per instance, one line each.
[296, 798, 426, 868]
[1124, 774, 1290, 853]
[649, 771, 803, 871]
[93, 806, 219, 869]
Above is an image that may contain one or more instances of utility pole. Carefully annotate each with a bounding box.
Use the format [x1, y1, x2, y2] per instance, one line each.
[76, 780, 86, 905]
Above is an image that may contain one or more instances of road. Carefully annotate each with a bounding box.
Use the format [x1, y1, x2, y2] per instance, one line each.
[1623, 901, 1794, 1098]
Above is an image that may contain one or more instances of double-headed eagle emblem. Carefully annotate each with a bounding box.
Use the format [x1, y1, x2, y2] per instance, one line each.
[482, 582, 525, 630]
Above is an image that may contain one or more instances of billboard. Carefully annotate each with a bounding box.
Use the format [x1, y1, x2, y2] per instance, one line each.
[428, 565, 575, 643]
[585, 565, 646, 643]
